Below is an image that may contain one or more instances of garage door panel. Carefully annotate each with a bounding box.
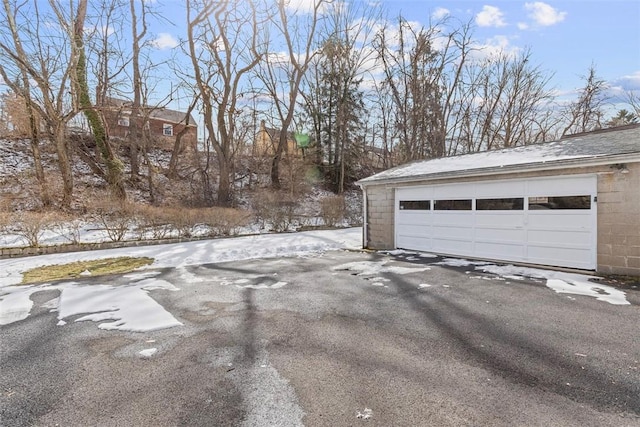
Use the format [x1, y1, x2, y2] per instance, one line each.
[397, 235, 432, 251]
[432, 238, 474, 255]
[475, 241, 526, 260]
[432, 225, 473, 239]
[397, 213, 431, 226]
[528, 229, 592, 246]
[397, 224, 431, 238]
[397, 187, 433, 199]
[475, 228, 526, 242]
[527, 246, 593, 269]
[475, 181, 525, 197]
[528, 214, 591, 230]
[432, 212, 473, 226]
[527, 175, 596, 196]
[475, 213, 524, 228]
[432, 185, 472, 199]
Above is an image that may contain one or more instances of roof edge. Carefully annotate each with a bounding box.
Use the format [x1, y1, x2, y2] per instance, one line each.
[357, 153, 640, 188]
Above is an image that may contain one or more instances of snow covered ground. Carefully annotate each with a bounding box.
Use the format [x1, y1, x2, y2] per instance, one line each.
[0, 228, 631, 334]
[0, 228, 363, 329]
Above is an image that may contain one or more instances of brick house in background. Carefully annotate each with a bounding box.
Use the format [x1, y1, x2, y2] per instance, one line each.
[254, 120, 304, 157]
[103, 97, 197, 151]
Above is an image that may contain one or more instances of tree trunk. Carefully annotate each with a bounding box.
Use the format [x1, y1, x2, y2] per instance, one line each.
[29, 138, 50, 207]
[217, 157, 231, 206]
[25, 102, 51, 207]
[75, 0, 126, 201]
[270, 136, 285, 190]
[54, 126, 73, 209]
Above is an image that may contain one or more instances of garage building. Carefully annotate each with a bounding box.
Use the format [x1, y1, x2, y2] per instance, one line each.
[357, 125, 640, 275]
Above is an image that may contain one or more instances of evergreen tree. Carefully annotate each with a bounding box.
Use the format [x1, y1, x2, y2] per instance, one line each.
[311, 38, 366, 193]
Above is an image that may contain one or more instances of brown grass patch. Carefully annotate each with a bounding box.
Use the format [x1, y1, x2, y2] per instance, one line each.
[21, 256, 154, 284]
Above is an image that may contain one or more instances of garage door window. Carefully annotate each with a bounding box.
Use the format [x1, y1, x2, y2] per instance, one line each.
[476, 197, 524, 210]
[434, 199, 472, 210]
[399, 200, 431, 210]
[528, 195, 591, 210]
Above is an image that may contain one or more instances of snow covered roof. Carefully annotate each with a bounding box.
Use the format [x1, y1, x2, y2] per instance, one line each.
[358, 125, 640, 186]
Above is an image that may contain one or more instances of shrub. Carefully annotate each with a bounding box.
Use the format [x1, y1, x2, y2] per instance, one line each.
[320, 195, 346, 227]
[49, 214, 84, 245]
[0, 211, 9, 233]
[252, 191, 295, 232]
[345, 203, 363, 226]
[134, 204, 175, 240]
[205, 207, 253, 236]
[12, 211, 56, 247]
[93, 200, 135, 242]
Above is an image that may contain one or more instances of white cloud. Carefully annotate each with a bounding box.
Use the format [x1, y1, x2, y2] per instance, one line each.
[432, 7, 450, 20]
[476, 5, 507, 28]
[283, 0, 328, 14]
[151, 33, 178, 50]
[616, 71, 640, 90]
[524, 2, 567, 26]
[469, 35, 522, 62]
[517, 22, 529, 30]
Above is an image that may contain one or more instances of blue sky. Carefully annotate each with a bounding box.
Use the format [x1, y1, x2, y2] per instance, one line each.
[149, 0, 639, 111]
[378, 0, 640, 97]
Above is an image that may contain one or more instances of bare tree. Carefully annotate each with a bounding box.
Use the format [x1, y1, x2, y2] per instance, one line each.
[459, 49, 554, 152]
[67, 0, 126, 200]
[185, 0, 265, 205]
[0, 0, 80, 208]
[0, 1, 51, 206]
[561, 64, 609, 137]
[624, 90, 640, 119]
[375, 18, 445, 163]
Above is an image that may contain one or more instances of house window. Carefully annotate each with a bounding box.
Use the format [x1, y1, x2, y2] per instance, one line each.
[118, 117, 130, 127]
[162, 123, 173, 136]
[476, 198, 524, 210]
[528, 195, 591, 210]
[399, 200, 431, 210]
[434, 199, 472, 210]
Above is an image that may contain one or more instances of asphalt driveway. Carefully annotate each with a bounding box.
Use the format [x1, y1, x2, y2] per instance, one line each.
[1, 249, 639, 426]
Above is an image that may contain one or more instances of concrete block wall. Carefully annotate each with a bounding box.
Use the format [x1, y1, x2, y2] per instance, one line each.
[365, 185, 395, 249]
[597, 162, 640, 276]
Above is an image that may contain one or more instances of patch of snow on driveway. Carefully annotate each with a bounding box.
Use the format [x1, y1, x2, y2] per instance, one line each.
[0, 285, 39, 325]
[437, 259, 630, 306]
[58, 279, 182, 331]
[0, 277, 183, 331]
[333, 260, 430, 277]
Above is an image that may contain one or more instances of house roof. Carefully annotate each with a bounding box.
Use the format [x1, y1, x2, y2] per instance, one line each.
[261, 121, 294, 142]
[149, 108, 197, 127]
[105, 97, 197, 127]
[358, 125, 640, 186]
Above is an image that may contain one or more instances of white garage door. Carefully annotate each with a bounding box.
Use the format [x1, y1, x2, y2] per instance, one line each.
[395, 175, 597, 270]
